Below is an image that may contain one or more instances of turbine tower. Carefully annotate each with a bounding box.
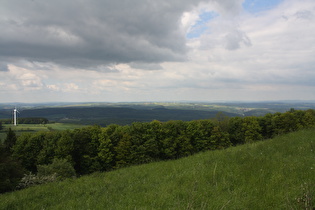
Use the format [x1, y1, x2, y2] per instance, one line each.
[13, 107, 19, 126]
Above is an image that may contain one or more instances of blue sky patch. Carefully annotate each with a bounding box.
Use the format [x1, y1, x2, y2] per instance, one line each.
[242, 0, 284, 13]
[186, 11, 219, 39]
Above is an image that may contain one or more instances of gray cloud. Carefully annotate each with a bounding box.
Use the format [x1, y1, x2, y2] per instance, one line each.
[224, 29, 252, 50]
[129, 62, 163, 70]
[295, 10, 314, 20]
[0, 0, 209, 69]
[212, 0, 244, 16]
[0, 62, 9, 71]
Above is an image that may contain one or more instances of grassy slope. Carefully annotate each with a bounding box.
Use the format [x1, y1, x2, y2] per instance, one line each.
[1, 129, 315, 209]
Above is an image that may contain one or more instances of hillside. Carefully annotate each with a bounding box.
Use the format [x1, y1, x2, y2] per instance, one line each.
[0, 106, 240, 125]
[1, 129, 314, 209]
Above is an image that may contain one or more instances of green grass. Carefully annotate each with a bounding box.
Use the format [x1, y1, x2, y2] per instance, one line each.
[1, 129, 315, 209]
[0, 123, 85, 142]
[2, 123, 85, 131]
[46, 123, 86, 131]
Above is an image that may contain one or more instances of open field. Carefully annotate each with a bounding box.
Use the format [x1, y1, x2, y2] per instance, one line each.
[1, 128, 314, 209]
[0, 123, 86, 141]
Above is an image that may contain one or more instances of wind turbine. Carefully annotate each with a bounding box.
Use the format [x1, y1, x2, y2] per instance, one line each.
[13, 107, 20, 126]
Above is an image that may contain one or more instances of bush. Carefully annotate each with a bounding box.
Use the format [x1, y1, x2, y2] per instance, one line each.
[16, 159, 76, 190]
[37, 158, 76, 180]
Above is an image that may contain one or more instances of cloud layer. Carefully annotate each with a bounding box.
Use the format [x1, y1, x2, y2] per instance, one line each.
[1, 0, 203, 68]
[1, 0, 315, 102]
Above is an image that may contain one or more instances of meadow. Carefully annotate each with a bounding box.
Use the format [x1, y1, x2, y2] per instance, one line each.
[1, 128, 314, 209]
[0, 123, 85, 141]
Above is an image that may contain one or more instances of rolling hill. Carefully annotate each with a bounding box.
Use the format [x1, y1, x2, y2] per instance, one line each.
[0, 106, 240, 125]
[1, 128, 314, 209]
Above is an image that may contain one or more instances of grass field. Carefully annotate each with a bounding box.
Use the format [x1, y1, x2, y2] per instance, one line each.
[0, 123, 85, 142]
[1, 128, 314, 209]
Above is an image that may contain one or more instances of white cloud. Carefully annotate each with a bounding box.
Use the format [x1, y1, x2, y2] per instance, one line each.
[1, 65, 44, 91]
[47, 84, 60, 92]
[63, 83, 79, 92]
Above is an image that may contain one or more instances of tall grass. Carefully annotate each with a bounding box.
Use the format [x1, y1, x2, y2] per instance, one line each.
[1, 129, 315, 209]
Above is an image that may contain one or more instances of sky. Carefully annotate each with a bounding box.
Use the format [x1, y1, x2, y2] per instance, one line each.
[1, 0, 315, 103]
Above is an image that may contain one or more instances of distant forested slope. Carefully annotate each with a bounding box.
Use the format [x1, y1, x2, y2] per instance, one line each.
[1, 101, 315, 125]
[0, 107, 239, 125]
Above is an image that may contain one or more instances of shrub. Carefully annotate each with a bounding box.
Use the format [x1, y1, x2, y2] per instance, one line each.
[16, 159, 76, 190]
[37, 158, 76, 180]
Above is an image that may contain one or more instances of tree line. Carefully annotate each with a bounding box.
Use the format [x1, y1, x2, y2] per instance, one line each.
[1, 109, 315, 193]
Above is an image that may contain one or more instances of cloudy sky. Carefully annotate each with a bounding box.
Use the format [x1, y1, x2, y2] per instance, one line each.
[1, 0, 315, 103]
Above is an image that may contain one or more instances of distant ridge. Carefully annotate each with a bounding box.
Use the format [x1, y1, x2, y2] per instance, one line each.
[1, 101, 315, 125]
[0, 106, 239, 125]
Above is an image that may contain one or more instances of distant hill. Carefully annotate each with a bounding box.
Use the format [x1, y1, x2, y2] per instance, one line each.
[1, 129, 314, 209]
[1, 101, 315, 125]
[0, 106, 240, 125]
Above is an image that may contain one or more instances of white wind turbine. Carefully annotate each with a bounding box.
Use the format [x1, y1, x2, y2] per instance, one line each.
[13, 107, 20, 126]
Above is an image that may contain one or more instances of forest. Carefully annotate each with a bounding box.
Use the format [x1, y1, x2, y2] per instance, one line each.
[0, 106, 239, 126]
[1, 108, 315, 193]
